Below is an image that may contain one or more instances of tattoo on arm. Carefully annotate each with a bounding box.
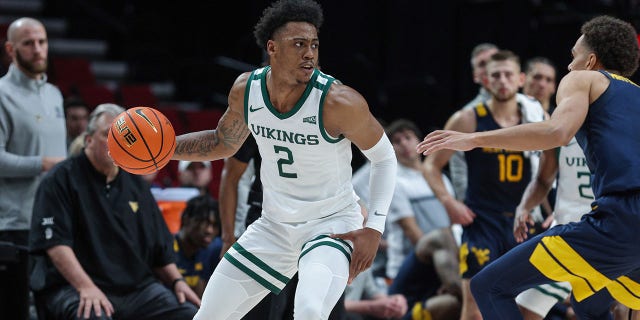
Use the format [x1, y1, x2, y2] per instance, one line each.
[219, 119, 250, 149]
[173, 118, 249, 157]
[175, 131, 220, 157]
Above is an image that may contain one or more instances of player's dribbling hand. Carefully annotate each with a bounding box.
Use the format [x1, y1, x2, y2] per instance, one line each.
[330, 228, 381, 284]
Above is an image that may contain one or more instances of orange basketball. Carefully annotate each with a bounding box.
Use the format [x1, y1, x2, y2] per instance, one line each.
[107, 106, 176, 175]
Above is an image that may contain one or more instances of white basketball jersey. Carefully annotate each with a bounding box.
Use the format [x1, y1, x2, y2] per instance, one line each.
[554, 137, 594, 225]
[245, 66, 356, 223]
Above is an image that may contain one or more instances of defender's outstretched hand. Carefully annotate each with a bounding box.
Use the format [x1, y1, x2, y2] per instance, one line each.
[416, 130, 476, 155]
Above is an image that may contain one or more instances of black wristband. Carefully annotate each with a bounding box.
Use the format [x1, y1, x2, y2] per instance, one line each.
[172, 277, 186, 290]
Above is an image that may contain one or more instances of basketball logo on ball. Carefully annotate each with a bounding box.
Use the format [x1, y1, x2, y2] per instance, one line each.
[107, 106, 176, 174]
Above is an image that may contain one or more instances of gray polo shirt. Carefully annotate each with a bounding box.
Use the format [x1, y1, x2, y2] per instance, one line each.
[0, 63, 66, 230]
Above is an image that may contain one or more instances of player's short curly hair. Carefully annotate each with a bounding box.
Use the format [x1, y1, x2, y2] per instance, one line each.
[253, 0, 323, 50]
[581, 16, 639, 77]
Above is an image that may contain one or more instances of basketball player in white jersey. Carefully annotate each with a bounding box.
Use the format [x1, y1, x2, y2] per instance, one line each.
[171, 1, 397, 319]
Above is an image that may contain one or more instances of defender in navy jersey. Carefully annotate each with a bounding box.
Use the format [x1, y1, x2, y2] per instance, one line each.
[418, 15, 640, 319]
[171, 1, 397, 319]
[423, 50, 545, 319]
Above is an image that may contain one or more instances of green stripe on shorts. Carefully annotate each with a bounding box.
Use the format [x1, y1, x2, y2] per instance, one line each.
[223, 242, 291, 294]
[533, 286, 566, 302]
[299, 241, 352, 264]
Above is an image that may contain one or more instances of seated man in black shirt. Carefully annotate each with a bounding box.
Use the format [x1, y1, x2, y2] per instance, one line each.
[29, 103, 200, 320]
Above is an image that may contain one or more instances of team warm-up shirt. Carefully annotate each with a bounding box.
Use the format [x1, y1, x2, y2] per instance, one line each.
[0, 64, 67, 230]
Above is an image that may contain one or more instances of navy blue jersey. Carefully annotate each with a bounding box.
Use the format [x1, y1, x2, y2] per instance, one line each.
[575, 71, 640, 197]
[174, 235, 221, 289]
[464, 103, 532, 214]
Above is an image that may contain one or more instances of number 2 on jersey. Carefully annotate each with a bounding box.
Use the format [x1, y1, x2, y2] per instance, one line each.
[274, 145, 297, 178]
[577, 171, 594, 199]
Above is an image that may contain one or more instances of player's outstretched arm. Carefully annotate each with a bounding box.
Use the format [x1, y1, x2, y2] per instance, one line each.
[417, 71, 591, 156]
[173, 73, 251, 162]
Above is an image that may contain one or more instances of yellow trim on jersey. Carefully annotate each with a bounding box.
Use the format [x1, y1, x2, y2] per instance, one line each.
[606, 276, 640, 309]
[609, 73, 640, 88]
[475, 103, 488, 117]
[529, 235, 610, 302]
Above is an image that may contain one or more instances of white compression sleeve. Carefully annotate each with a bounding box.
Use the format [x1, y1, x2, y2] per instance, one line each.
[360, 134, 397, 234]
[194, 261, 270, 320]
[296, 245, 350, 319]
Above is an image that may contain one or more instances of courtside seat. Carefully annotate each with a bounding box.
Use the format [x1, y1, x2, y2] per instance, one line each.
[51, 57, 95, 87]
[183, 108, 224, 132]
[156, 105, 186, 135]
[120, 84, 158, 108]
[77, 83, 116, 109]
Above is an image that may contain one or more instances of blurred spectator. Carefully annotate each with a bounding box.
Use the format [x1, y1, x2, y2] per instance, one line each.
[68, 132, 87, 156]
[384, 119, 452, 280]
[389, 227, 462, 320]
[178, 160, 212, 195]
[29, 103, 199, 320]
[448, 43, 499, 203]
[174, 195, 222, 298]
[150, 160, 214, 234]
[151, 185, 200, 235]
[344, 268, 407, 320]
[523, 57, 557, 113]
[0, 17, 66, 320]
[63, 97, 90, 150]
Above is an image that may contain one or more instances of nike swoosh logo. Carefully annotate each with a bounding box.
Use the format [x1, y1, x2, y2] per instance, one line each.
[135, 109, 158, 133]
[249, 105, 264, 112]
[373, 211, 386, 216]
